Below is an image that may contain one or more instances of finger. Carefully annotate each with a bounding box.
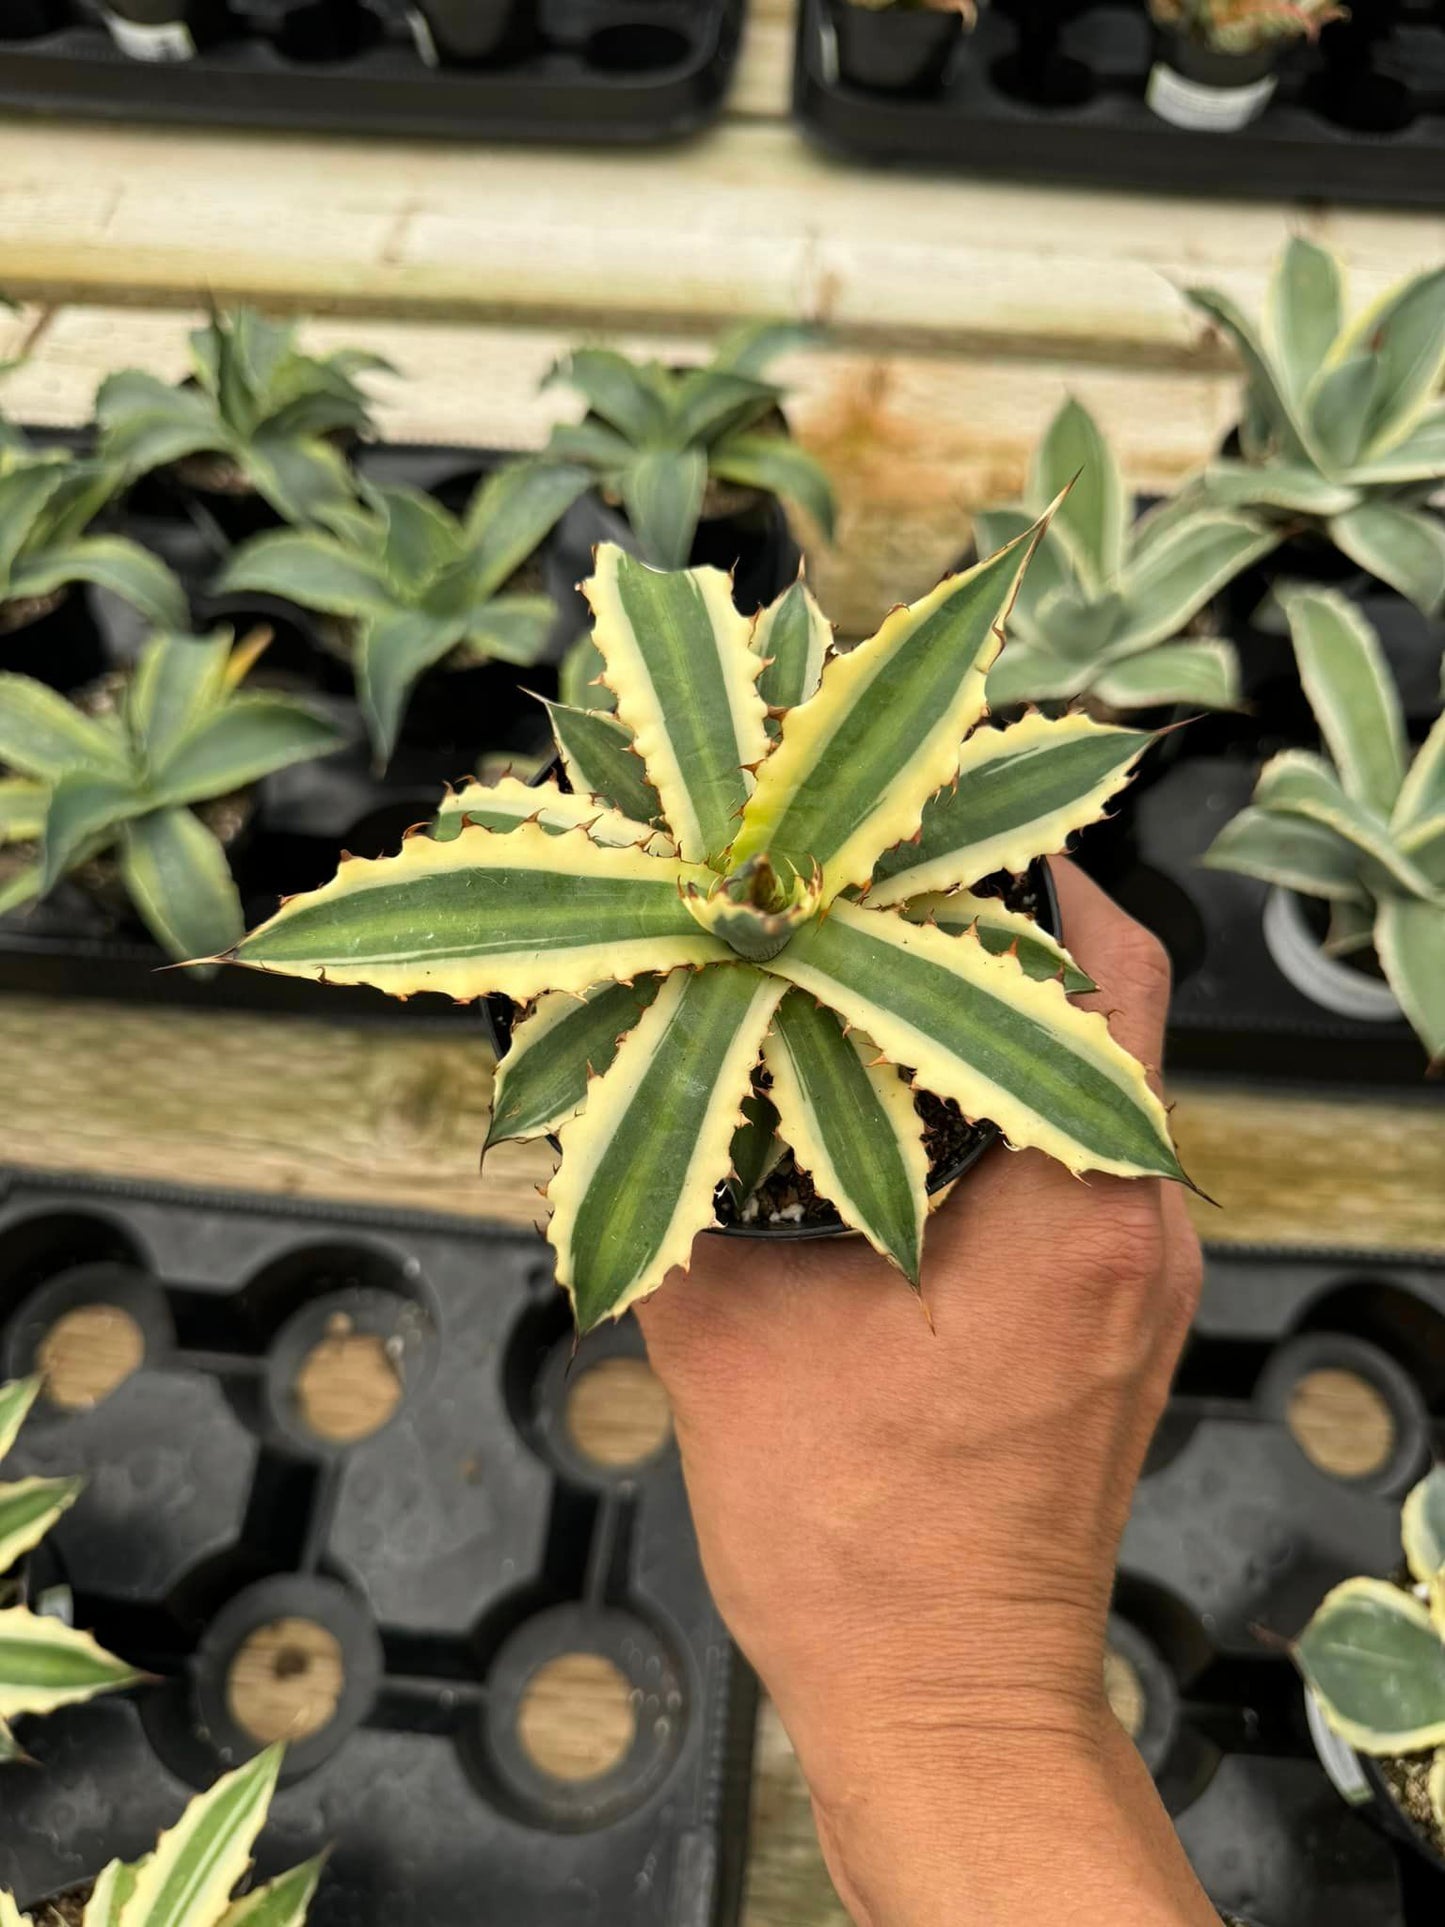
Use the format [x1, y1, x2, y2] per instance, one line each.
[1048, 855, 1172, 1084]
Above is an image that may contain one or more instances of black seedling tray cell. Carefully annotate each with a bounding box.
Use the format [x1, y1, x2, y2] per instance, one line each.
[0, 0, 744, 144]
[0, 1170, 755, 1926]
[793, 0, 1445, 206]
[1117, 1243, 1445, 1925]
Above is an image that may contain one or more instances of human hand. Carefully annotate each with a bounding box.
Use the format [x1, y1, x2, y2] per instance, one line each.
[638, 858, 1216, 1926]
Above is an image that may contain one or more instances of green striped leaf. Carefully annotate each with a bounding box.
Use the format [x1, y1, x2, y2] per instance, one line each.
[217, 1855, 324, 1927]
[1184, 283, 1310, 462]
[1309, 357, 1377, 475]
[1325, 895, 1376, 958]
[117, 1745, 284, 1927]
[619, 448, 707, 570]
[455, 594, 553, 669]
[1202, 805, 1369, 903]
[1394, 711, 1445, 845]
[1349, 403, 1445, 484]
[902, 889, 1094, 992]
[465, 460, 591, 596]
[486, 978, 659, 1148]
[984, 643, 1084, 709]
[751, 578, 830, 715]
[708, 432, 837, 542]
[216, 529, 396, 619]
[0, 676, 129, 783]
[152, 695, 346, 808]
[126, 632, 232, 772]
[355, 607, 465, 768]
[547, 349, 670, 444]
[432, 776, 670, 853]
[229, 821, 726, 1001]
[867, 713, 1148, 906]
[0, 1605, 141, 1720]
[1199, 460, 1358, 518]
[542, 701, 664, 828]
[0, 1474, 83, 1577]
[761, 900, 1182, 1182]
[0, 779, 47, 843]
[121, 809, 245, 964]
[1091, 639, 1240, 712]
[1111, 512, 1276, 657]
[81, 1858, 140, 1927]
[1297, 1578, 1445, 1755]
[549, 964, 784, 1327]
[583, 546, 769, 866]
[0, 461, 75, 585]
[725, 1088, 783, 1214]
[1268, 237, 1342, 404]
[972, 507, 1068, 638]
[8, 538, 187, 632]
[41, 770, 147, 891]
[763, 992, 927, 1281]
[1403, 1467, 1445, 1587]
[1027, 399, 1124, 591]
[729, 518, 1045, 901]
[1376, 894, 1445, 1066]
[1336, 265, 1445, 459]
[1253, 751, 1439, 900]
[0, 1379, 40, 1462]
[1283, 588, 1406, 815]
[1330, 502, 1445, 618]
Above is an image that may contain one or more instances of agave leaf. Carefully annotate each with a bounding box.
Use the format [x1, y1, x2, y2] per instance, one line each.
[1284, 587, 1407, 816]
[125, 631, 232, 772]
[681, 855, 823, 963]
[671, 369, 781, 448]
[1091, 638, 1240, 711]
[1202, 804, 1369, 902]
[902, 889, 1094, 992]
[465, 459, 591, 597]
[1402, 1466, 1445, 1587]
[1334, 265, 1445, 459]
[1330, 503, 1445, 618]
[763, 992, 927, 1281]
[731, 520, 1044, 901]
[41, 770, 148, 892]
[867, 713, 1148, 906]
[709, 432, 837, 542]
[583, 546, 768, 866]
[1030, 583, 1124, 664]
[557, 633, 614, 713]
[354, 608, 465, 768]
[8, 538, 188, 632]
[216, 529, 396, 618]
[1185, 283, 1311, 462]
[617, 447, 707, 570]
[542, 700, 664, 828]
[1297, 1578, 1445, 1755]
[455, 593, 554, 668]
[1375, 894, 1445, 1065]
[1308, 356, 1378, 475]
[724, 1087, 783, 1213]
[548, 964, 784, 1328]
[547, 349, 671, 445]
[0, 1379, 38, 1467]
[246, 432, 359, 532]
[0, 1891, 30, 1925]
[153, 695, 347, 808]
[972, 508, 1068, 640]
[80, 1857, 140, 1927]
[117, 1744, 284, 1927]
[762, 900, 1182, 1182]
[0, 676, 132, 785]
[216, 1854, 325, 1927]
[0, 1605, 141, 1720]
[1349, 404, 1445, 485]
[1200, 460, 1358, 518]
[0, 463, 74, 583]
[751, 577, 830, 714]
[377, 487, 463, 590]
[0, 1474, 83, 1577]
[710, 320, 817, 378]
[1253, 751, 1438, 900]
[229, 820, 726, 1001]
[542, 420, 634, 473]
[984, 642, 1085, 708]
[0, 778, 51, 843]
[1268, 237, 1342, 404]
[1394, 711, 1445, 840]
[432, 775, 671, 854]
[1026, 399, 1124, 591]
[1324, 895, 1376, 957]
[96, 369, 218, 475]
[120, 809, 245, 963]
[486, 978, 660, 1148]
[1110, 512, 1276, 658]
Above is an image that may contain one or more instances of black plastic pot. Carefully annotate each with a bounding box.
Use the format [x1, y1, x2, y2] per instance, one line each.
[1362, 1756, 1445, 1879]
[100, 0, 230, 57]
[1147, 29, 1278, 131]
[0, 0, 67, 39]
[828, 0, 962, 94]
[410, 0, 536, 64]
[0, 586, 109, 694]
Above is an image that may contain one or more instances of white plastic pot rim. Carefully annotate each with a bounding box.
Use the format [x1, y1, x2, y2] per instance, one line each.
[1262, 887, 1402, 1024]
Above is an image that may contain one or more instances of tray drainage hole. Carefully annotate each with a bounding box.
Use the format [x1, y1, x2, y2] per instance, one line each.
[37, 1304, 145, 1411]
[294, 1313, 403, 1444]
[1286, 1368, 1395, 1480]
[517, 1653, 637, 1784]
[227, 1616, 346, 1746]
[566, 1358, 672, 1470]
[585, 23, 691, 73]
[1103, 1646, 1146, 1742]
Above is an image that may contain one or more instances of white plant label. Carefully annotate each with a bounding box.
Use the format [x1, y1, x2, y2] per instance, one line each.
[407, 8, 441, 66]
[102, 9, 195, 58]
[1146, 62, 1276, 131]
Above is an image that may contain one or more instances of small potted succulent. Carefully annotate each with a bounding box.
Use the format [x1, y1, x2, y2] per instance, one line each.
[215, 527, 1185, 1330]
[5, 1744, 325, 1923]
[214, 462, 592, 767]
[0, 627, 345, 960]
[1146, 0, 1343, 129]
[96, 0, 228, 59]
[0, 445, 189, 689]
[95, 308, 391, 541]
[826, 0, 975, 95]
[973, 398, 1276, 715]
[538, 322, 836, 595]
[1296, 1464, 1445, 1874]
[1204, 587, 1443, 1067]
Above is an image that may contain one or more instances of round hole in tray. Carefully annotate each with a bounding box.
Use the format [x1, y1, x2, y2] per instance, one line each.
[37, 1302, 146, 1412]
[226, 1615, 347, 1746]
[1286, 1368, 1396, 1480]
[585, 22, 691, 73]
[294, 1315, 405, 1444]
[565, 1358, 672, 1472]
[272, 0, 377, 63]
[517, 1652, 637, 1782]
[1103, 1645, 1147, 1741]
[1309, 68, 1416, 136]
[4, 1261, 172, 1410]
[1258, 1332, 1430, 1495]
[990, 48, 1095, 109]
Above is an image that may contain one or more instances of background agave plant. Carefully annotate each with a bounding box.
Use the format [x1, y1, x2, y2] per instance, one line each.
[216, 465, 592, 766]
[95, 307, 391, 534]
[1148, 0, 1342, 50]
[1295, 1465, 1445, 1841]
[0, 627, 345, 953]
[1186, 239, 1445, 615]
[1204, 588, 1444, 1065]
[218, 531, 1184, 1330]
[973, 399, 1276, 713]
[0, 447, 187, 636]
[0, 1377, 139, 1766]
[3, 1743, 323, 1925]
[538, 323, 837, 569]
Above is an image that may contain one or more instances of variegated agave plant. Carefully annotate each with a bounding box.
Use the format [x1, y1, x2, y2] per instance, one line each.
[975, 400, 1276, 714]
[1149, 0, 1342, 50]
[0, 1377, 139, 1765]
[217, 528, 1185, 1329]
[1296, 1464, 1445, 1836]
[1186, 239, 1445, 615]
[4, 1744, 323, 1926]
[1204, 588, 1444, 1066]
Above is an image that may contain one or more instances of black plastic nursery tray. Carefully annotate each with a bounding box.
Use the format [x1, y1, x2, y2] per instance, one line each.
[0, 1170, 754, 1926]
[0, 0, 744, 143]
[793, 0, 1445, 206]
[1118, 1242, 1445, 1926]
